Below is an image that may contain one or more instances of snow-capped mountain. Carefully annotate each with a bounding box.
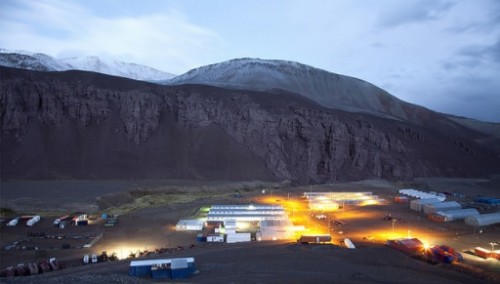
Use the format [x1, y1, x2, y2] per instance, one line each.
[0, 49, 176, 81]
[167, 58, 427, 122]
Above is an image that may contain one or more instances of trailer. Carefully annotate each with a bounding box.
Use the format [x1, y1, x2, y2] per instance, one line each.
[53, 215, 71, 226]
[427, 246, 453, 263]
[7, 217, 20, 227]
[27, 215, 41, 227]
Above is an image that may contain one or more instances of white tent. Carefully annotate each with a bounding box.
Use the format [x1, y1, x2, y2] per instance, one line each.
[436, 208, 479, 222]
[465, 212, 500, 227]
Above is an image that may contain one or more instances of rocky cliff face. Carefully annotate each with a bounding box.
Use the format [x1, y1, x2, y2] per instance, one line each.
[2, 67, 499, 183]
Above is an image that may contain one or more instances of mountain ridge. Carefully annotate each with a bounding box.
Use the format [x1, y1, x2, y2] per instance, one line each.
[2, 66, 499, 183]
[167, 57, 500, 138]
[1, 50, 498, 141]
[0, 49, 176, 81]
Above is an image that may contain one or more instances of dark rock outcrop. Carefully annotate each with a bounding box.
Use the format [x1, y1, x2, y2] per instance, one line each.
[1, 67, 499, 183]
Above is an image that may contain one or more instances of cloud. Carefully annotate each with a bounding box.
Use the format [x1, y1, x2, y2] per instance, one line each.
[377, 0, 455, 27]
[458, 40, 500, 64]
[1, 0, 224, 73]
[1, 0, 500, 122]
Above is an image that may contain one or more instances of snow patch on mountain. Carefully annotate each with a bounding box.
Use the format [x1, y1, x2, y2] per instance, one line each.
[0, 49, 176, 81]
[168, 58, 414, 120]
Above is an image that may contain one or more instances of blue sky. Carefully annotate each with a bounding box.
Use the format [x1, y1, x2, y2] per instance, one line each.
[1, 0, 499, 122]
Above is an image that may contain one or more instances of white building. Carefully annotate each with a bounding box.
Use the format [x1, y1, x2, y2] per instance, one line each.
[207, 204, 288, 222]
[175, 219, 205, 231]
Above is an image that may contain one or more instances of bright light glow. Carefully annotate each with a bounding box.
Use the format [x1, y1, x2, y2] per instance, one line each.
[236, 222, 250, 230]
[360, 200, 378, 206]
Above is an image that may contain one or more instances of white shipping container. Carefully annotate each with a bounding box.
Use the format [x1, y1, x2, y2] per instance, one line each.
[226, 233, 251, 243]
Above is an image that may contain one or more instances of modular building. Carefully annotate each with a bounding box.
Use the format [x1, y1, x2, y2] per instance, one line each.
[465, 212, 500, 227]
[410, 198, 441, 212]
[422, 201, 461, 215]
[129, 257, 196, 279]
[176, 219, 205, 231]
[207, 204, 288, 222]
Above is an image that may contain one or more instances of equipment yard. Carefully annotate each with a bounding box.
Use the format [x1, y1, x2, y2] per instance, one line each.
[1, 177, 499, 283]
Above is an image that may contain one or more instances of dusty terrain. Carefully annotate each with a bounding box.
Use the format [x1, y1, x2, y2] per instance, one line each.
[1, 177, 499, 283]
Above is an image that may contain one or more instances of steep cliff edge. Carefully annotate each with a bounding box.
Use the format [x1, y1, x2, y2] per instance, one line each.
[1, 67, 499, 183]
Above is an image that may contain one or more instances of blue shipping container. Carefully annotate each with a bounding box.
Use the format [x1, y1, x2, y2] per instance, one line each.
[129, 265, 152, 277]
[171, 264, 196, 280]
[152, 268, 171, 279]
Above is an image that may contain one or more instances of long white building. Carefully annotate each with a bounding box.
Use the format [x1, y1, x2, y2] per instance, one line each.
[207, 204, 288, 222]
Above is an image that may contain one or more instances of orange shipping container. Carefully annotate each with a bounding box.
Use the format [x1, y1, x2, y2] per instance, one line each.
[474, 247, 491, 259]
[491, 250, 500, 260]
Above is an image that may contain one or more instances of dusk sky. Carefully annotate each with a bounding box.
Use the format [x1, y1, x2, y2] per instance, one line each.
[1, 0, 499, 122]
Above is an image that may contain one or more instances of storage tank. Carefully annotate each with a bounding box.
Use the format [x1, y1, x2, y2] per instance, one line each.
[423, 201, 461, 215]
[410, 198, 440, 212]
[465, 212, 500, 226]
[437, 208, 479, 222]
